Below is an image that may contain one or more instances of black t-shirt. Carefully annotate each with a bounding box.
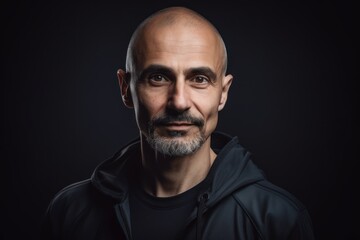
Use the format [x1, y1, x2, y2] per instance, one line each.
[129, 181, 204, 240]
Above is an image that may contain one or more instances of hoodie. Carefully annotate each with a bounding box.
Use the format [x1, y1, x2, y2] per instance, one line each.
[42, 131, 315, 240]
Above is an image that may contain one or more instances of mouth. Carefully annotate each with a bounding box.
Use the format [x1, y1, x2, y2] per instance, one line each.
[163, 121, 194, 126]
[149, 115, 204, 137]
[162, 122, 194, 131]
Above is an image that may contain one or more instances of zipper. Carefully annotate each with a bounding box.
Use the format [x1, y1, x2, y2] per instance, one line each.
[196, 191, 209, 240]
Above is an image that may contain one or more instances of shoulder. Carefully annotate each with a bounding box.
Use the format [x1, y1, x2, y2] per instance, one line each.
[46, 179, 105, 219]
[50, 179, 93, 206]
[234, 180, 307, 212]
[42, 180, 125, 239]
[232, 180, 314, 239]
[233, 180, 308, 218]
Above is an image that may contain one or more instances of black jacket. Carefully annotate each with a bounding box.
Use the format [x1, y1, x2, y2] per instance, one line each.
[42, 132, 315, 240]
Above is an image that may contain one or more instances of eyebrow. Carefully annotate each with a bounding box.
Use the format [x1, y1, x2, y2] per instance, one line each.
[184, 67, 217, 82]
[138, 64, 217, 82]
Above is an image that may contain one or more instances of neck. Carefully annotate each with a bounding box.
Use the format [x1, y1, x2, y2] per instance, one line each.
[140, 136, 216, 198]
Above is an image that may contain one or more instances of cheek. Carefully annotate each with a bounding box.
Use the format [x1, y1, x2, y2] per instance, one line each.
[204, 106, 219, 133]
[198, 87, 222, 113]
[133, 89, 166, 129]
[196, 91, 221, 131]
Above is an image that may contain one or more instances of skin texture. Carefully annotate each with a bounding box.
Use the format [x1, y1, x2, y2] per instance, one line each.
[117, 7, 233, 197]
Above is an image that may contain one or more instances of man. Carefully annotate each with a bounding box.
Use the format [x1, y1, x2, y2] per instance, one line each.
[42, 6, 315, 240]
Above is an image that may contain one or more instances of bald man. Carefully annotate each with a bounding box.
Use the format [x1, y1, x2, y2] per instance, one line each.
[42, 7, 315, 240]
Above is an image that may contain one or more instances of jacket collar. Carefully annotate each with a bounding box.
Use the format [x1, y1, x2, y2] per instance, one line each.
[91, 131, 265, 204]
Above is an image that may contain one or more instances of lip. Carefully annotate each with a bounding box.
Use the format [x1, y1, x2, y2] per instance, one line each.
[162, 122, 194, 130]
[163, 121, 193, 126]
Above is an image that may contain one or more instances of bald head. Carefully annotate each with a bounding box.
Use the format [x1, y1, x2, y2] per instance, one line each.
[125, 7, 228, 77]
[138, 7, 211, 31]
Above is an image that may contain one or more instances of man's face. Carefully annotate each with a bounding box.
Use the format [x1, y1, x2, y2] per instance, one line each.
[128, 24, 231, 157]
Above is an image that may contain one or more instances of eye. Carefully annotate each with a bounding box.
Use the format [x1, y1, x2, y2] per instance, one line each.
[190, 76, 211, 87]
[148, 74, 170, 85]
[149, 74, 165, 81]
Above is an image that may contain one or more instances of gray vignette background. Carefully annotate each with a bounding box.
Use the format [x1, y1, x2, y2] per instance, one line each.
[2, 0, 356, 239]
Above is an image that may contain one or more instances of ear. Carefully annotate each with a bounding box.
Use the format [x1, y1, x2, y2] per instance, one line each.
[218, 74, 233, 111]
[117, 69, 134, 108]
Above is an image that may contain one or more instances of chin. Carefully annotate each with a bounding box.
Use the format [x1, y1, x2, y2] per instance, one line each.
[147, 130, 206, 157]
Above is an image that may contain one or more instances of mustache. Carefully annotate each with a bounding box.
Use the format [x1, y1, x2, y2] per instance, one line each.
[151, 114, 204, 128]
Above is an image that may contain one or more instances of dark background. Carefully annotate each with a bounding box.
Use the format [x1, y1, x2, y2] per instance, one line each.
[2, 0, 356, 239]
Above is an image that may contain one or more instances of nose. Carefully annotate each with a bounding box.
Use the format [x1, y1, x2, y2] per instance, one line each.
[167, 80, 191, 113]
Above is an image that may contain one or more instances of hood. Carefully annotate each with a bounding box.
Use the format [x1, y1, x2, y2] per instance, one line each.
[91, 131, 265, 205]
[202, 132, 265, 207]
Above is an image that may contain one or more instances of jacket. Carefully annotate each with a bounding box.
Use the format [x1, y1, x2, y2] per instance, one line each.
[42, 131, 315, 240]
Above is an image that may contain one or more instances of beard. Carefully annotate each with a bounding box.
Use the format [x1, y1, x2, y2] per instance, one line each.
[146, 113, 206, 157]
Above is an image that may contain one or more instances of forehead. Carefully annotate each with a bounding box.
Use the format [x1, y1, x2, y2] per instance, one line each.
[135, 23, 223, 70]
